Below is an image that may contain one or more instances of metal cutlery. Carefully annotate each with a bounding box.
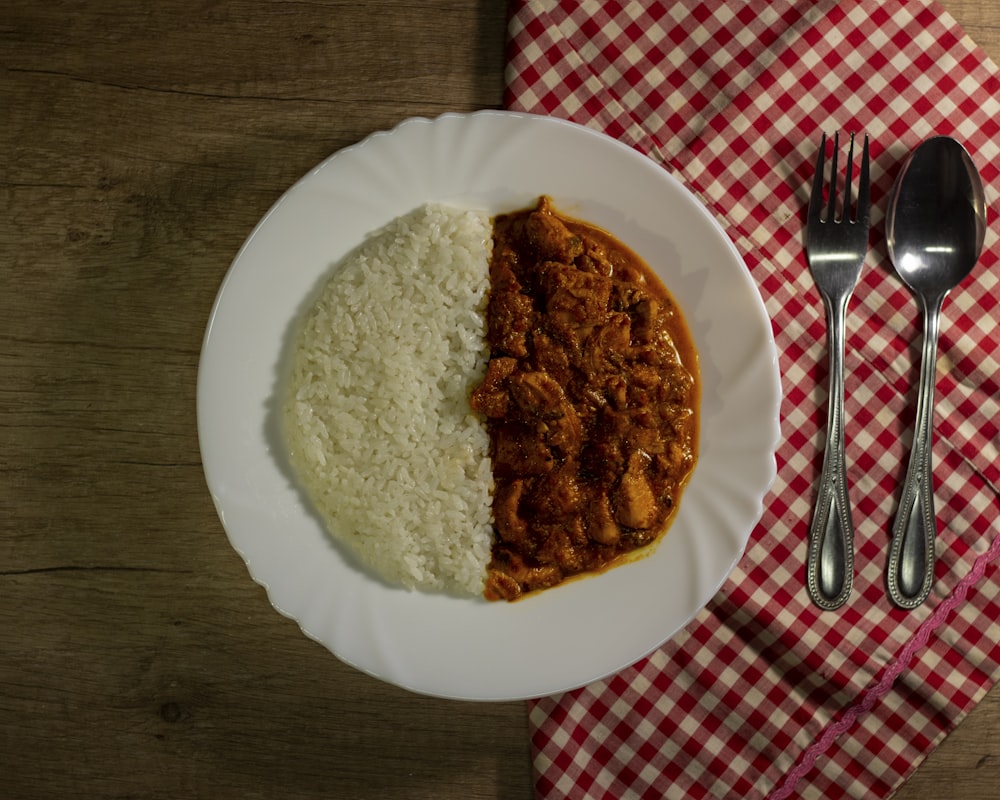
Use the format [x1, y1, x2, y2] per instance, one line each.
[804, 131, 871, 611]
[883, 136, 987, 608]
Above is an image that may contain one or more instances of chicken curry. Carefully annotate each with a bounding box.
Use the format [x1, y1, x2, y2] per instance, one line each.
[471, 197, 699, 601]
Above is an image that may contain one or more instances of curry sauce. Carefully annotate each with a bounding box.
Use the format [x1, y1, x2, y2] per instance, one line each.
[471, 197, 699, 601]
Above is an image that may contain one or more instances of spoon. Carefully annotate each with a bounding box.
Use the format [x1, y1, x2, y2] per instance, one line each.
[885, 135, 987, 608]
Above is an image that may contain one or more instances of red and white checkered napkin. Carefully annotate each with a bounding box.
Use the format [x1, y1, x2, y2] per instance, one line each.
[505, 1, 1000, 797]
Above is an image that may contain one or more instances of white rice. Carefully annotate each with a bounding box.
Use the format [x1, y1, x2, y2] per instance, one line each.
[282, 205, 494, 595]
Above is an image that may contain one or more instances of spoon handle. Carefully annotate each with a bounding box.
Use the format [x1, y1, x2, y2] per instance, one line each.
[887, 297, 943, 608]
[806, 294, 855, 610]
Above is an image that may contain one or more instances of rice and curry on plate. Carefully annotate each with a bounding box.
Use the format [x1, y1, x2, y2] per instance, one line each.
[282, 196, 699, 601]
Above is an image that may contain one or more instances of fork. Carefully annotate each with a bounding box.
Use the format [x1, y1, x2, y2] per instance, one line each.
[804, 131, 871, 611]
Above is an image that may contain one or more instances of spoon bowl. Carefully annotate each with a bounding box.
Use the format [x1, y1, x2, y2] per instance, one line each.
[884, 135, 987, 608]
[887, 136, 986, 296]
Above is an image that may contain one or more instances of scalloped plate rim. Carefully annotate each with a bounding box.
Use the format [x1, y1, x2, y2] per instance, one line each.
[197, 110, 781, 701]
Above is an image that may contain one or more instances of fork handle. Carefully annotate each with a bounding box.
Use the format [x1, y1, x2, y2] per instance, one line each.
[886, 296, 943, 609]
[807, 295, 855, 610]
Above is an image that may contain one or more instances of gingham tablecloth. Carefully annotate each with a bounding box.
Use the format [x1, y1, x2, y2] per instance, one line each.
[505, 1, 1000, 798]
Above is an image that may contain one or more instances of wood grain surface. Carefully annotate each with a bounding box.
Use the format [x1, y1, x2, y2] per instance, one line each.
[1, 2, 998, 798]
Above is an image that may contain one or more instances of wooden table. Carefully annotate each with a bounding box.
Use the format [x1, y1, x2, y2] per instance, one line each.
[2, 2, 998, 797]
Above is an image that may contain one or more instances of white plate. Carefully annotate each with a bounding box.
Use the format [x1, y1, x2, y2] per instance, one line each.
[197, 111, 781, 701]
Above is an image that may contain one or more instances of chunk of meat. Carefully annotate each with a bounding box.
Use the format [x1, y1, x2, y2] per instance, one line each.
[523, 208, 584, 263]
[492, 423, 555, 476]
[484, 570, 522, 602]
[628, 426, 667, 455]
[469, 356, 517, 418]
[530, 331, 572, 385]
[540, 261, 612, 327]
[526, 468, 581, 523]
[484, 550, 562, 601]
[539, 404, 582, 460]
[533, 520, 588, 574]
[614, 451, 659, 529]
[603, 375, 628, 411]
[491, 250, 522, 292]
[582, 408, 628, 482]
[626, 363, 665, 407]
[584, 492, 620, 545]
[576, 239, 616, 277]
[610, 281, 646, 312]
[633, 337, 683, 369]
[508, 371, 567, 419]
[658, 363, 696, 405]
[486, 289, 532, 357]
[632, 297, 661, 343]
[493, 479, 529, 548]
[502, 371, 583, 458]
[583, 313, 631, 376]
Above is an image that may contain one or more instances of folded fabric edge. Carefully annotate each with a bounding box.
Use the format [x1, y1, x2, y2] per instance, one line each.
[768, 523, 1000, 798]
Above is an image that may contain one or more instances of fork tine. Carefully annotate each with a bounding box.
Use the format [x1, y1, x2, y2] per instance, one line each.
[844, 133, 856, 222]
[809, 132, 827, 225]
[826, 131, 839, 222]
[857, 134, 871, 224]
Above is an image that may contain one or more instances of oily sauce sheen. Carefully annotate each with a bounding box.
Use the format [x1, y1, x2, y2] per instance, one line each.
[471, 197, 699, 601]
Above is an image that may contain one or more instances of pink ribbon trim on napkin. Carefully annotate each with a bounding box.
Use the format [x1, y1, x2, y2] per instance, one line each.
[770, 527, 1000, 799]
